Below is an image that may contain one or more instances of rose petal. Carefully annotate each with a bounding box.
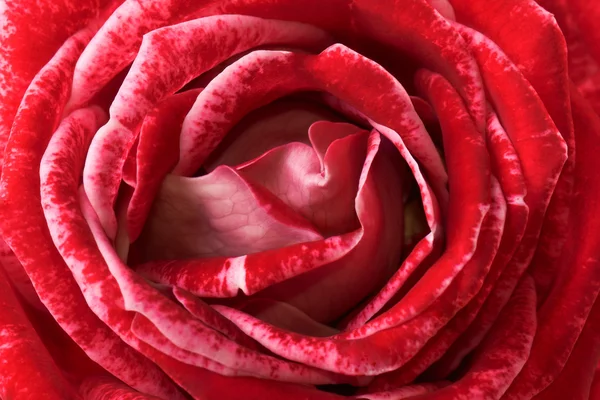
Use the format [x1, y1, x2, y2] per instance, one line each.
[0, 27, 181, 398]
[66, 0, 220, 110]
[359, 383, 448, 400]
[80, 376, 163, 400]
[176, 44, 445, 207]
[235, 298, 340, 337]
[215, 117, 504, 377]
[127, 89, 202, 242]
[0, 238, 43, 310]
[173, 287, 265, 351]
[40, 97, 348, 386]
[0, 267, 77, 399]
[393, 109, 528, 385]
[207, 98, 345, 170]
[253, 130, 404, 322]
[412, 275, 537, 400]
[0, 0, 119, 167]
[342, 69, 491, 337]
[83, 14, 333, 238]
[531, 296, 600, 400]
[238, 122, 368, 236]
[133, 165, 322, 262]
[450, 0, 576, 306]
[351, 0, 484, 128]
[500, 83, 600, 399]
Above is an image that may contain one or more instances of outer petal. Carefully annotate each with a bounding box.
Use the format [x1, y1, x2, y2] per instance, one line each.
[413, 276, 537, 400]
[0, 0, 119, 165]
[80, 376, 162, 400]
[0, 25, 180, 398]
[501, 85, 600, 399]
[0, 268, 77, 399]
[343, 68, 491, 338]
[406, 110, 528, 384]
[449, 0, 575, 307]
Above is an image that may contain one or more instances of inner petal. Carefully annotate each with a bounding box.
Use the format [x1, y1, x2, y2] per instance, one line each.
[238, 121, 367, 236]
[249, 131, 406, 323]
[131, 167, 322, 263]
[205, 96, 345, 171]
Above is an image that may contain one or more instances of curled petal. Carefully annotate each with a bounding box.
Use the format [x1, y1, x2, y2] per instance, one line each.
[82, 15, 334, 239]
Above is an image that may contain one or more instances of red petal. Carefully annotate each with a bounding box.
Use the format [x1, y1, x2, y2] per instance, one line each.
[1, 29, 180, 398]
[416, 275, 537, 400]
[450, 0, 576, 306]
[0, 268, 77, 399]
[501, 83, 600, 400]
[0, 0, 119, 166]
[80, 376, 162, 400]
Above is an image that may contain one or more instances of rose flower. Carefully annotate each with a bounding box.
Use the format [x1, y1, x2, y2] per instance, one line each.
[0, 0, 598, 399]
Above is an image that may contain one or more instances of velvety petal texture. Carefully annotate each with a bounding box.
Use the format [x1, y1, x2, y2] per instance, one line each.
[0, 0, 598, 399]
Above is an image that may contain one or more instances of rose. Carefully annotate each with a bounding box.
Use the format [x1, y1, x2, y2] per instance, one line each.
[0, 0, 599, 399]
[1, 0, 599, 399]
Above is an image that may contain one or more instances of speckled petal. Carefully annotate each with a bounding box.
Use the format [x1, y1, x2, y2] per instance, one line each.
[0, 26, 180, 399]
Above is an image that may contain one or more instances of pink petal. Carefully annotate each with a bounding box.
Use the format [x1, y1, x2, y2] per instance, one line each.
[132, 165, 322, 262]
[252, 130, 404, 323]
[206, 98, 345, 170]
[127, 89, 202, 242]
[238, 122, 368, 236]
